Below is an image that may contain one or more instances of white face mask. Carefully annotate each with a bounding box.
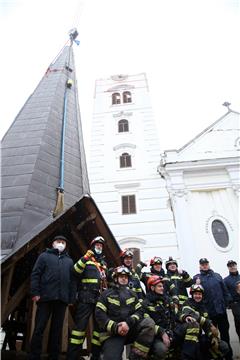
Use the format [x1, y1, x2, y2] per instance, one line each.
[53, 242, 66, 253]
[95, 246, 102, 255]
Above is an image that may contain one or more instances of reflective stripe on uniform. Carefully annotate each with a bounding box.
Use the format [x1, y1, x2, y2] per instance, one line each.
[185, 335, 199, 342]
[71, 330, 86, 337]
[96, 302, 107, 312]
[107, 297, 120, 306]
[107, 319, 115, 333]
[133, 341, 149, 354]
[135, 302, 141, 310]
[74, 259, 86, 273]
[126, 297, 136, 305]
[81, 278, 98, 283]
[70, 338, 84, 344]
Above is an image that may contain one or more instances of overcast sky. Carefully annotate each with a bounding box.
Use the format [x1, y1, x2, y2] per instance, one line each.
[1, 0, 240, 157]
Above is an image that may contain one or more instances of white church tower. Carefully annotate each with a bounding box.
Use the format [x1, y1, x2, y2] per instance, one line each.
[89, 73, 178, 265]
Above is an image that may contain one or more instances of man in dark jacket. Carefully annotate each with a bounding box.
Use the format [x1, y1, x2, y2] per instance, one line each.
[95, 266, 155, 360]
[224, 260, 240, 341]
[193, 258, 233, 360]
[67, 236, 107, 360]
[29, 235, 75, 360]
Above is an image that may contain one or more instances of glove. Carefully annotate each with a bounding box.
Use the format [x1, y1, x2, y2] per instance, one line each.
[140, 261, 147, 267]
[211, 337, 219, 352]
[32, 295, 40, 302]
[210, 324, 219, 338]
[84, 249, 94, 259]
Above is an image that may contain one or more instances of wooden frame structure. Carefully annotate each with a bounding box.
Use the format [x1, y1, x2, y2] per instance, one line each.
[1, 195, 121, 357]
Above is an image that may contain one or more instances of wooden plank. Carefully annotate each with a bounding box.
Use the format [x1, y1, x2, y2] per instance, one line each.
[1, 265, 15, 319]
[1, 277, 30, 324]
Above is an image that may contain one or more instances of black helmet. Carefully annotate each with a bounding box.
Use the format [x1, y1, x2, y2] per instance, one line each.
[90, 236, 105, 247]
[165, 256, 178, 269]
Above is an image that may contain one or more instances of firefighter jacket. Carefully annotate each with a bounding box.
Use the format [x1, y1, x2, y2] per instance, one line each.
[142, 291, 176, 338]
[73, 253, 107, 304]
[31, 248, 76, 304]
[224, 271, 240, 303]
[179, 298, 213, 338]
[95, 284, 144, 340]
[166, 269, 193, 305]
[193, 269, 231, 317]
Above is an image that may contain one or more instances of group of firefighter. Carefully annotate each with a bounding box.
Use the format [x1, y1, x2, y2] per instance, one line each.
[29, 235, 239, 360]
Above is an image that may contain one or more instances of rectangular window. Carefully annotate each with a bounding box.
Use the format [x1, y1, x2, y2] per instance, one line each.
[122, 195, 136, 214]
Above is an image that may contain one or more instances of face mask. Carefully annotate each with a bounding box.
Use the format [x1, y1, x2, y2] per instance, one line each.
[94, 247, 102, 255]
[53, 242, 66, 253]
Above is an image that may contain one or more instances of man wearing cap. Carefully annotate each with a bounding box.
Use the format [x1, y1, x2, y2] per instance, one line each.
[29, 235, 75, 360]
[193, 258, 233, 360]
[224, 260, 240, 341]
[67, 236, 107, 360]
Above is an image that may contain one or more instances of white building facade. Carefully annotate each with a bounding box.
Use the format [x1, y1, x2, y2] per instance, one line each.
[89, 73, 178, 265]
[158, 109, 240, 276]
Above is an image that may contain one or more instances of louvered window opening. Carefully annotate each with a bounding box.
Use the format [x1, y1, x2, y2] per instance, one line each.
[120, 153, 132, 168]
[122, 195, 136, 214]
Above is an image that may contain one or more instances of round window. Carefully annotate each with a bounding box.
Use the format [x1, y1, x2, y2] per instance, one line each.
[211, 220, 229, 248]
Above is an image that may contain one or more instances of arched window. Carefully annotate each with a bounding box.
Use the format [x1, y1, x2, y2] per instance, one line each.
[118, 119, 129, 133]
[120, 152, 132, 168]
[112, 93, 121, 105]
[123, 91, 132, 103]
[211, 219, 229, 248]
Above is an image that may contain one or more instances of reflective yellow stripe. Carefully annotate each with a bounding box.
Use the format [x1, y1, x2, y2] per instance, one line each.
[135, 302, 141, 310]
[200, 316, 206, 326]
[185, 335, 199, 342]
[126, 297, 135, 305]
[186, 328, 199, 334]
[71, 330, 85, 336]
[99, 332, 110, 343]
[70, 338, 84, 344]
[170, 284, 175, 290]
[93, 331, 100, 336]
[107, 297, 120, 306]
[132, 287, 142, 292]
[179, 295, 188, 299]
[183, 276, 191, 282]
[96, 302, 107, 312]
[74, 260, 86, 273]
[147, 306, 156, 312]
[133, 341, 149, 353]
[203, 312, 208, 317]
[171, 275, 181, 280]
[91, 339, 101, 346]
[81, 278, 98, 283]
[107, 320, 115, 332]
[131, 314, 140, 321]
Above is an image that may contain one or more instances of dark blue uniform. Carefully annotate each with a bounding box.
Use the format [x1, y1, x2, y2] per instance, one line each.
[224, 271, 240, 341]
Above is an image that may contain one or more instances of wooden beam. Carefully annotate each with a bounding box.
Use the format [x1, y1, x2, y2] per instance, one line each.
[1, 277, 30, 324]
[1, 265, 15, 320]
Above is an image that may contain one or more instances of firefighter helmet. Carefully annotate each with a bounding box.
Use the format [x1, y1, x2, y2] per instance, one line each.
[165, 256, 178, 269]
[147, 275, 163, 290]
[190, 284, 204, 295]
[150, 256, 163, 266]
[120, 249, 134, 259]
[90, 236, 105, 247]
[113, 266, 132, 279]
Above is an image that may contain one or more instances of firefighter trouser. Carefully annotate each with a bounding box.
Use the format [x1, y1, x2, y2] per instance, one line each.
[29, 300, 67, 360]
[67, 302, 100, 360]
[172, 322, 200, 360]
[101, 317, 155, 360]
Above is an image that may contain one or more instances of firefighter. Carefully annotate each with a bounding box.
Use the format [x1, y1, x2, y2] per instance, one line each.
[120, 249, 145, 300]
[136, 257, 179, 306]
[180, 284, 230, 360]
[67, 236, 107, 360]
[141, 275, 175, 360]
[165, 256, 193, 308]
[95, 266, 155, 360]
